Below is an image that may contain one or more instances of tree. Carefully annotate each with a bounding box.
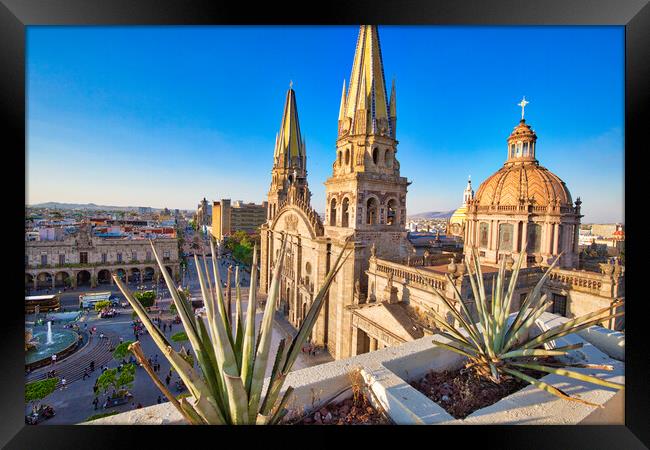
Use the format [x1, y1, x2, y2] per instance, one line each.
[112, 341, 134, 360]
[94, 300, 112, 312]
[171, 331, 188, 342]
[25, 378, 58, 414]
[96, 364, 136, 398]
[133, 290, 156, 308]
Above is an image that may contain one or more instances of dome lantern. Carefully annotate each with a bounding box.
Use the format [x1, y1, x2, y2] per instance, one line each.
[507, 97, 537, 163]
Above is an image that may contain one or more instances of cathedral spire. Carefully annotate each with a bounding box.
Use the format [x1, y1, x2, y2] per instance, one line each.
[338, 79, 347, 122]
[339, 25, 392, 138]
[274, 84, 305, 170]
[389, 78, 396, 137]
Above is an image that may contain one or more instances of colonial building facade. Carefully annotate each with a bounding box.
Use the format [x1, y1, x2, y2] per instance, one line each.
[259, 25, 625, 361]
[25, 222, 180, 290]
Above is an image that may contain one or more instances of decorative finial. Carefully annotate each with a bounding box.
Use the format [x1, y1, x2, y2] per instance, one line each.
[289, 80, 293, 89]
[517, 96, 529, 120]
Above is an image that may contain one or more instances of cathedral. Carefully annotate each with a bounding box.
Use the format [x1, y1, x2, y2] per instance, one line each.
[259, 25, 624, 360]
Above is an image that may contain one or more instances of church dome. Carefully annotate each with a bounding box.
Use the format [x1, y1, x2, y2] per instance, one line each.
[474, 117, 572, 208]
[474, 162, 572, 208]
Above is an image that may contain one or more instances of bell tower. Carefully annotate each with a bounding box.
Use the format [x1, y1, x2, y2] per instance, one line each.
[267, 84, 310, 222]
[324, 25, 409, 253]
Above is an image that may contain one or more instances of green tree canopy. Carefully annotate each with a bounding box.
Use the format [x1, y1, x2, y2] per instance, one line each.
[112, 341, 134, 360]
[171, 331, 188, 342]
[94, 300, 112, 312]
[96, 364, 136, 396]
[25, 378, 59, 403]
[134, 290, 156, 308]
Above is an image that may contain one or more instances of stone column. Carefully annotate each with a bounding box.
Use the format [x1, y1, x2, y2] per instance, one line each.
[513, 221, 520, 253]
[71, 273, 77, 289]
[521, 221, 529, 256]
[91, 271, 97, 288]
[33, 276, 38, 290]
[369, 337, 378, 352]
[259, 229, 269, 295]
[553, 223, 560, 255]
[573, 223, 580, 254]
[51, 276, 56, 290]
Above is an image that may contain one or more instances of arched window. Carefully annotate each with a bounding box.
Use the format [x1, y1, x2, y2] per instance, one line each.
[527, 223, 542, 253]
[366, 197, 378, 225]
[479, 222, 489, 248]
[329, 198, 337, 226]
[372, 147, 379, 165]
[345, 149, 350, 165]
[341, 197, 350, 227]
[337, 151, 342, 165]
[385, 150, 392, 167]
[499, 223, 514, 252]
[386, 199, 397, 226]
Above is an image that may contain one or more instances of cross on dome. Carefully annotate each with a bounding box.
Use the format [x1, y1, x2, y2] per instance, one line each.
[517, 96, 529, 120]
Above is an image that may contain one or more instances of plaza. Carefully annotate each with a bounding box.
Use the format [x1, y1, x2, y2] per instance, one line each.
[25, 252, 332, 425]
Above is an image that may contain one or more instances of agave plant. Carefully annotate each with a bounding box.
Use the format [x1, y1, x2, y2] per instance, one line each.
[113, 234, 351, 424]
[427, 250, 624, 406]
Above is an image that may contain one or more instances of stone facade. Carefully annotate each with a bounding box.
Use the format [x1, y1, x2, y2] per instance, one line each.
[25, 223, 180, 290]
[259, 26, 625, 364]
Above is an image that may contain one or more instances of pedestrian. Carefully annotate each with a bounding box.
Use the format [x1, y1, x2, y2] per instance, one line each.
[60, 377, 67, 390]
[119, 337, 123, 344]
[90, 360, 95, 372]
[82, 368, 89, 380]
[148, 357, 153, 367]
[93, 396, 99, 410]
[99, 333, 105, 340]
[163, 323, 167, 333]
[137, 403, 143, 409]
[157, 396, 162, 404]
[51, 354, 57, 365]
[165, 375, 171, 387]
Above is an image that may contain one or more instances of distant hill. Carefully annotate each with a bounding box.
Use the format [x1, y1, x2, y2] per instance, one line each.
[408, 210, 455, 220]
[28, 202, 155, 212]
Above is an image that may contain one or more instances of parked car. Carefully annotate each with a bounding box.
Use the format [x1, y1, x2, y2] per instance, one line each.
[25, 405, 55, 424]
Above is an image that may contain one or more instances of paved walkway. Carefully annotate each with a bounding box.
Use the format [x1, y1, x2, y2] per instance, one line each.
[26, 332, 118, 387]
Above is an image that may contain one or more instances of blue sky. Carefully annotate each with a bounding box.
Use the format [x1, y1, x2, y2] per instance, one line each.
[27, 26, 624, 223]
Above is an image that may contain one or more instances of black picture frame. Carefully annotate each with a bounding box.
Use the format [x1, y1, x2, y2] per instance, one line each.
[1, 0, 647, 448]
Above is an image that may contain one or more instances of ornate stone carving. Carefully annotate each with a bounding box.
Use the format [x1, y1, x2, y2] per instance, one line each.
[284, 214, 298, 232]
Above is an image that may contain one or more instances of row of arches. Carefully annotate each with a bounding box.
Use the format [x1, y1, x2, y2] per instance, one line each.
[25, 266, 174, 289]
[328, 195, 400, 227]
[336, 147, 394, 169]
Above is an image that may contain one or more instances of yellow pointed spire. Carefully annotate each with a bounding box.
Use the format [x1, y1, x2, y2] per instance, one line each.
[338, 79, 347, 121]
[389, 78, 396, 118]
[274, 84, 305, 168]
[343, 25, 390, 136]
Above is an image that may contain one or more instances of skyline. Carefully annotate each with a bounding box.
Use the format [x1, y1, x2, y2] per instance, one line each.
[27, 25, 624, 223]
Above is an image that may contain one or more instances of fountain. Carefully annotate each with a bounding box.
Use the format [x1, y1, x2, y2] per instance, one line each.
[25, 318, 82, 370]
[46, 321, 53, 345]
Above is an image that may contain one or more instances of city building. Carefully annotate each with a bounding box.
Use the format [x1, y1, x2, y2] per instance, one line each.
[446, 176, 474, 238]
[25, 221, 180, 291]
[196, 197, 211, 231]
[211, 199, 268, 240]
[259, 25, 624, 361]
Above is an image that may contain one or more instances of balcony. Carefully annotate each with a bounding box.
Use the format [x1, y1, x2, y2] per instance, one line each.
[86, 312, 624, 425]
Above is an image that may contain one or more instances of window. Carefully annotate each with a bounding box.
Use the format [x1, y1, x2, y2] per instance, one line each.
[527, 223, 542, 253]
[479, 223, 489, 248]
[329, 198, 337, 226]
[552, 294, 567, 317]
[58, 254, 65, 265]
[101, 253, 107, 263]
[163, 251, 170, 261]
[341, 197, 349, 227]
[345, 149, 350, 165]
[386, 199, 397, 226]
[499, 223, 514, 252]
[146, 251, 152, 261]
[385, 150, 392, 167]
[372, 147, 379, 165]
[41, 254, 47, 266]
[366, 198, 378, 225]
[80, 252, 88, 264]
[132, 251, 137, 261]
[117, 252, 123, 263]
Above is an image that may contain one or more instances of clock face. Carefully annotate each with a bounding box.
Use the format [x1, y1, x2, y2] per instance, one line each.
[451, 223, 462, 235]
